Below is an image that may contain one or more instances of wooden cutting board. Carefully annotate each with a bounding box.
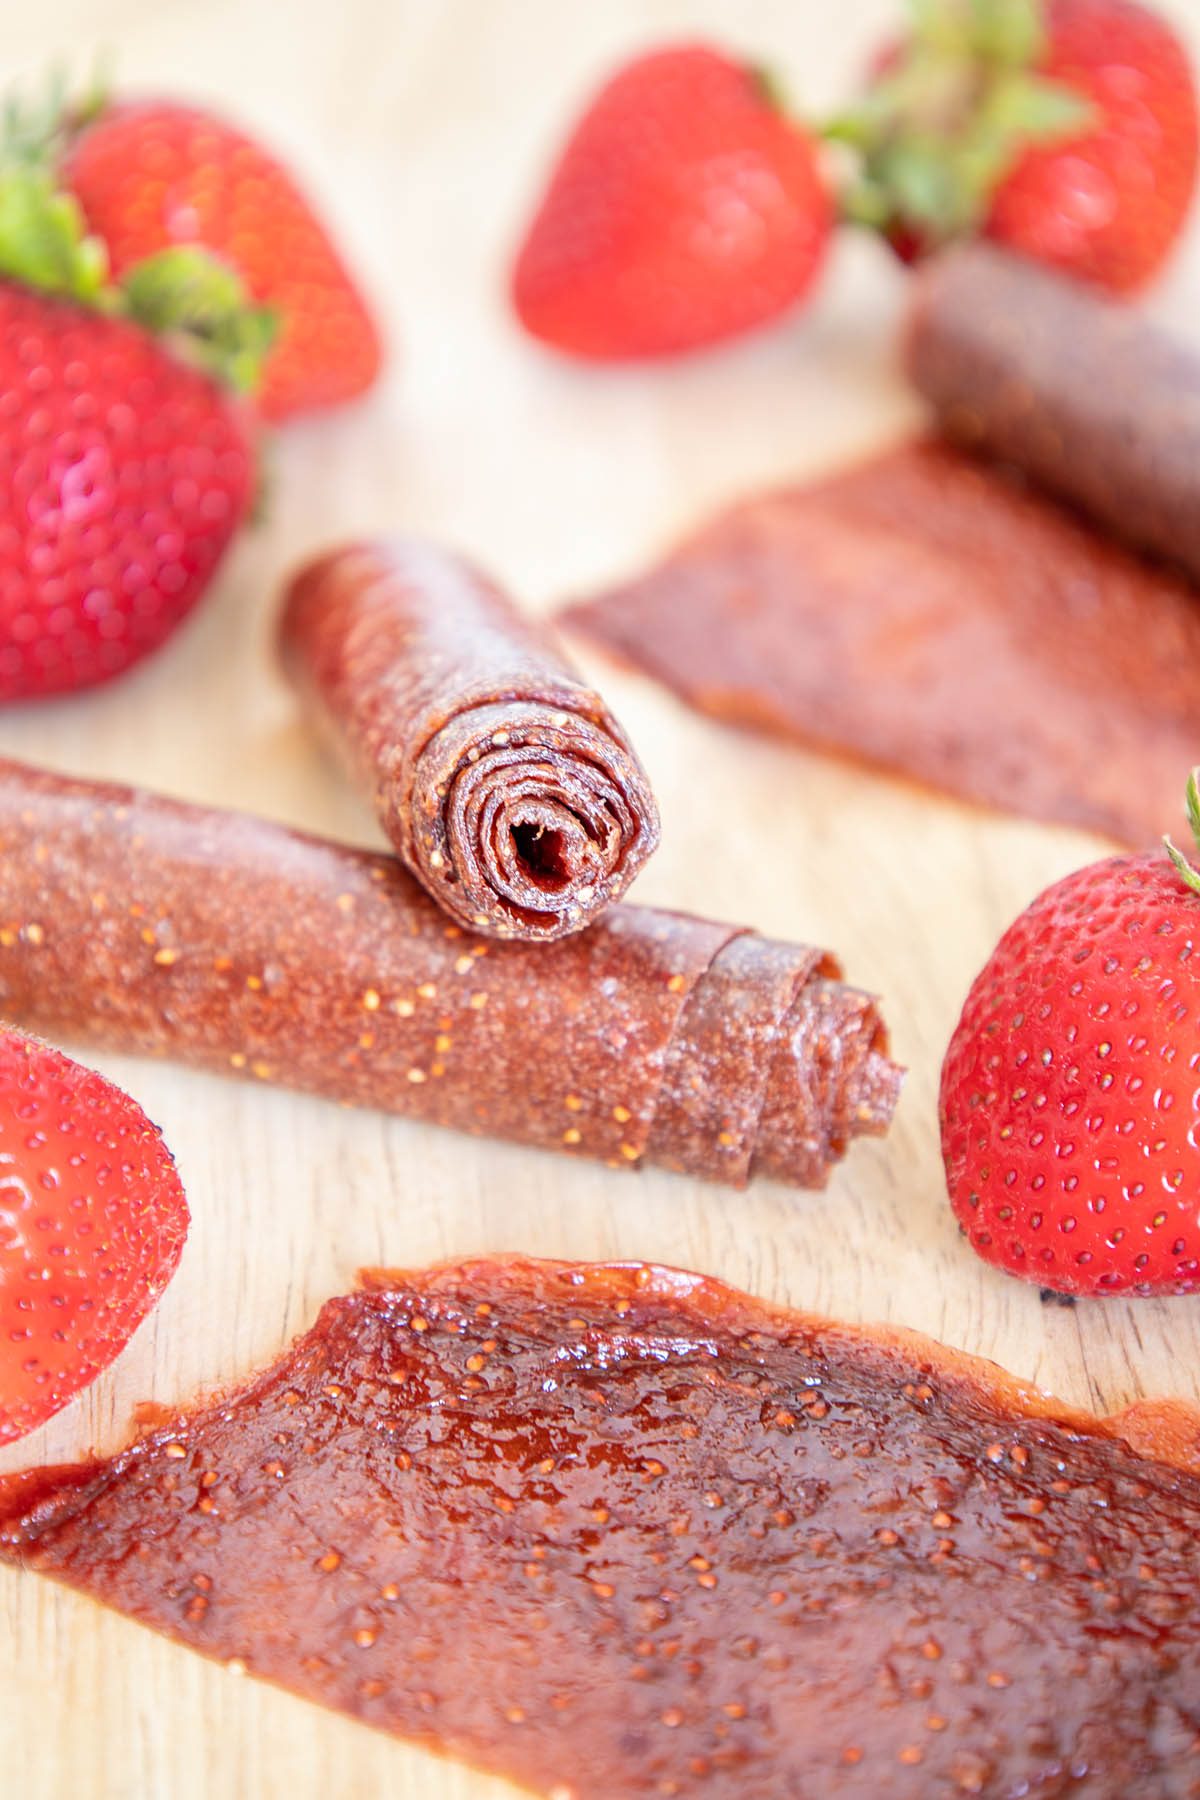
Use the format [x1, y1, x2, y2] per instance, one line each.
[4, 1, 1200, 1794]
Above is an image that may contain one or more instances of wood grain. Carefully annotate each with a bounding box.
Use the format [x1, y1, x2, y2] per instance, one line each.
[2, 1, 1200, 1794]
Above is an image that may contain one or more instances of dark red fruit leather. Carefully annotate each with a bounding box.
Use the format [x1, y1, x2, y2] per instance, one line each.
[4, 1256, 1200, 1798]
[564, 440, 1200, 849]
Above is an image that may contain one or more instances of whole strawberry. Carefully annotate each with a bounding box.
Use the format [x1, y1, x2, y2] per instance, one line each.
[836, 0, 1198, 294]
[63, 99, 383, 420]
[511, 44, 833, 360]
[940, 774, 1200, 1296]
[0, 153, 266, 700]
[0, 1029, 188, 1445]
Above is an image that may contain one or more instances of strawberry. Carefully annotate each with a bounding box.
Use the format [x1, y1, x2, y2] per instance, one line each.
[834, 0, 1198, 294]
[0, 1029, 188, 1445]
[940, 773, 1200, 1297]
[0, 154, 265, 700]
[987, 0, 1199, 291]
[63, 99, 383, 420]
[511, 44, 833, 360]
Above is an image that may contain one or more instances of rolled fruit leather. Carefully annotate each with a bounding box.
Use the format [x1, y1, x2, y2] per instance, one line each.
[0, 759, 899, 1187]
[906, 241, 1200, 581]
[279, 538, 661, 941]
[5, 1254, 1200, 1799]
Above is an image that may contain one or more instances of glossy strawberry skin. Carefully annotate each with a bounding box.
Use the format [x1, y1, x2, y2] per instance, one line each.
[0, 1030, 188, 1445]
[0, 280, 254, 701]
[512, 45, 833, 360]
[63, 101, 383, 422]
[987, 0, 1199, 292]
[941, 853, 1200, 1296]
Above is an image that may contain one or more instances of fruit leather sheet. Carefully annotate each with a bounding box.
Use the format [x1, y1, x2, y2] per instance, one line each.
[5, 1255, 1200, 1798]
[563, 439, 1200, 848]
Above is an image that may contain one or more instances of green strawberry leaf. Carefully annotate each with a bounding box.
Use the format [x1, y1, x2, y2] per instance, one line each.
[827, 0, 1098, 243]
[0, 69, 271, 404]
[979, 71, 1095, 139]
[121, 246, 278, 394]
[839, 177, 894, 228]
[2, 70, 68, 166]
[964, 0, 1045, 68]
[874, 137, 970, 232]
[908, 0, 977, 57]
[1164, 769, 1200, 896]
[0, 165, 110, 301]
[1, 61, 109, 166]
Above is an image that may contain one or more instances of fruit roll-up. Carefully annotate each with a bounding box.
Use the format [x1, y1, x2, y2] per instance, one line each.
[906, 241, 1200, 581]
[278, 538, 661, 941]
[0, 759, 900, 1187]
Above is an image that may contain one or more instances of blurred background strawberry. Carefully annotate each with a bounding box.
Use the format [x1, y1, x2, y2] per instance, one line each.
[63, 98, 383, 419]
[833, 0, 1199, 292]
[511, 44, 834, 360]
[512, 1, 1198, 368]
[0, 77, 386, 701]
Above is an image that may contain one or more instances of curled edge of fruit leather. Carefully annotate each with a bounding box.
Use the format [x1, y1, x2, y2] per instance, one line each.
[279, 538, 662, 941]
[3, 1256, 1200, 1800]
[0, 757, 900, 1187]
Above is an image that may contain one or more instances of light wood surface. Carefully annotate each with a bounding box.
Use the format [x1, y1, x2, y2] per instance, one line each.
[3, 1, 1200, 1794]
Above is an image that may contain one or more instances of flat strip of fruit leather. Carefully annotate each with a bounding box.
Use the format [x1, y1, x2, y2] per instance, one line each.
[279, 539, 660, 940]
[0, 759, 898, 1186]
[907, 242, 1200, 583]
[5, 1256, 1200, 1800]
[562, 440, 1200, 848]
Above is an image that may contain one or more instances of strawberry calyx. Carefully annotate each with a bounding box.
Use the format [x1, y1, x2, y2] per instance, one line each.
[826, 0, 1094, 249]
[1163, 769, 1200, 896]
[0, 63, 106, 169]
[0, 77, 275, 393]
[120, 247, 277, 394]
[0, 163, 109, 303]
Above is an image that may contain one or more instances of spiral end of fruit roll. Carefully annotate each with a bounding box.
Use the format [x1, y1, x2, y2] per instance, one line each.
[403, 699, 661, 941]
[645, 931, 902, 1187]
[752, 978, 903, 1187]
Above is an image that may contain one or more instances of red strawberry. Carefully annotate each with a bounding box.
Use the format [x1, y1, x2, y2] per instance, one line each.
[940, 774, 1200, 1297]
[0, 152, 265, 700]
[511, 45, 833, 360]
[0, 278, 257, 700]
[0, 1029, 188, 1445]
[836, 0, 1198, 294]
[63, 100, 383, 421]
[987, 0, 1199, 291]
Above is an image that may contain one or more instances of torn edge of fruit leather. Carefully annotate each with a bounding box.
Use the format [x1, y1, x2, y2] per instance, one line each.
[561, 437, 1200, 849]
[0, 758, 899, 1188]
[279, 538, 661, 942]
[4, 1256, 1200, 1800]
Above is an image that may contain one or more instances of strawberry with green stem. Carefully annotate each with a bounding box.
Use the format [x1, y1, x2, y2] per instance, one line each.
[0, 129, 271, 700]
[0, 1028, 189, 1445]
[832, 0, 1199, 292]
[941, 770, 1200, 1296]
[59, 91, 383, 421]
